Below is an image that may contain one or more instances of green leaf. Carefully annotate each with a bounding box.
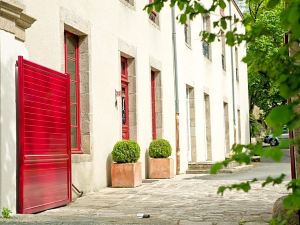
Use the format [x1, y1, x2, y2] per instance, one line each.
[213, 21, 219, 28]
[220, 18, 227, 30]
[283, 194, 300, 211]
[178, 1, 185, 10]
[262, 147, 284, 162]
[217, 186, 227, 195]
[266, 105, 294, 134]
[179, 14, 187, 24]
[154, 2, 164, 12]
[210, 162, 223, 174]
[267, 0, 281, 9]
[219, 0, 226, 9]
[225, 31, 235, 46]
[262, 174, 285, 187]
[194, 2, 206, 13]
[208, 33, 216, 42]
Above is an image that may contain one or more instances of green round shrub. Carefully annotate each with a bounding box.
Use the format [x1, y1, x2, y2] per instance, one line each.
[149, 139, 172, 158]
[112, 140, 141, 163]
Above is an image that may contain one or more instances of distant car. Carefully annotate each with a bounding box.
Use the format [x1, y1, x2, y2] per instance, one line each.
[263, 134, 280, 146]
[280, 126, 289, 140]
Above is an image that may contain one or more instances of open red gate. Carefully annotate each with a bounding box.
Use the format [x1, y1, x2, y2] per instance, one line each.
[17, 56, 71, 214]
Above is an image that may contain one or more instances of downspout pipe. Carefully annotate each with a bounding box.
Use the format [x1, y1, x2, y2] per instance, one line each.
[171, 7, 180, 175]
[229, 1, 236, 135]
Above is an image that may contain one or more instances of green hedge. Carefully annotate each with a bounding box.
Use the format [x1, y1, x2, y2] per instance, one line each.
[149, 139, 172, 158]
[112, 140, 140, 163]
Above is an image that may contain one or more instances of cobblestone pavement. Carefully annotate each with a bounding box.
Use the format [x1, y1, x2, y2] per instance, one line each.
[0, 165, 289, 225]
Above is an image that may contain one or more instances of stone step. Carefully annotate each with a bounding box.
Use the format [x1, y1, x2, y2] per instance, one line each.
[186, 168, 235, 174]
[187, 161, 243, 174]
[188, 161, 240, 170]
[186, 169, 210, 174]
[188, 162, 214, 170]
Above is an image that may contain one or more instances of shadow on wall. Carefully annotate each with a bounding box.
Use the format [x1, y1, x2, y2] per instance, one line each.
[0, 50, 19, 211]
[106, 154, 112, 186]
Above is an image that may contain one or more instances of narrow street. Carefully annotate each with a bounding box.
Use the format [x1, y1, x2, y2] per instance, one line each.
[2, 149, 291, 225]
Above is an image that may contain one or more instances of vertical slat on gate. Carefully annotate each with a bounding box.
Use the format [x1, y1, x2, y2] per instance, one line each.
[17, 56, 71, 214]
[66, 71, 72, 202]
[17, 56, 25, 213]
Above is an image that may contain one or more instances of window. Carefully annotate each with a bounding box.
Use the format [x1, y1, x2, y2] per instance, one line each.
[148, 0, 159, 26]
[202, 15, 211, 59]
[235, 47, 239, 81]
[184, 19, 191, 47]
[221, 31, 226, 70]
[121, 57, 130, 140]
[151, 71, 156, 140]
[64, 32, 81, 153]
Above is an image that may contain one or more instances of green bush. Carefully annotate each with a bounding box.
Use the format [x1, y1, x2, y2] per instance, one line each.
[112, 140, 140, 163]
[149, 139, 172, 158]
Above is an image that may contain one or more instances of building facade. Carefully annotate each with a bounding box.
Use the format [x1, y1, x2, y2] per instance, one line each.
[0, 0, 249, 213]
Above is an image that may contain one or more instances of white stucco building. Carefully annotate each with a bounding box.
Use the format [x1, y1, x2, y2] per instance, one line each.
[0, 0, 249, 214]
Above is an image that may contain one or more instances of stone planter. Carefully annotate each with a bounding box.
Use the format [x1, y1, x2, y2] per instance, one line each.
[111, 162, 142, 188]
[149, 158, 174, 179]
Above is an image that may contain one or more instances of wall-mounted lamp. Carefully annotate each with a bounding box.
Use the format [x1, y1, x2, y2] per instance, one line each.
[115, 89, 121, 107]
[115, 89, 121, 98]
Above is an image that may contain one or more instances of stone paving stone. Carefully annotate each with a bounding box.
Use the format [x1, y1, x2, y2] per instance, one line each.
[179, 221, 212, 225]
[0, 174, 289, 224]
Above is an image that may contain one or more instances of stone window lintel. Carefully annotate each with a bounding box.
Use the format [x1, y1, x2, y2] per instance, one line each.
[0, 0, 35, 41]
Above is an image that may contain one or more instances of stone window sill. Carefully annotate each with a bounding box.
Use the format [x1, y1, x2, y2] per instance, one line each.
[119, 0, 135, 10]
[149, 19, 160, 30]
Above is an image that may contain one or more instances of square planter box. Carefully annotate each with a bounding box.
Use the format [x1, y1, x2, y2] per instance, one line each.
[149, 158, 174, 179]
[111, 162, 142, 188]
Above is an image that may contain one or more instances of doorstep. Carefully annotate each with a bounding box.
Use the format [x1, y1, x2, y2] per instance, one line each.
[186, 161, 253, 174]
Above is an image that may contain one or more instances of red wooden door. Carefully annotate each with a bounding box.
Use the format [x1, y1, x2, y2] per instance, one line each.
[121, 57, 129, 140]
[17, 56, 71, 214]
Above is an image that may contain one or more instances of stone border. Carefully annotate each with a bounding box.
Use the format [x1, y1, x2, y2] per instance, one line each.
[59, 7, 92, 161]
[0, 0, 35, 41]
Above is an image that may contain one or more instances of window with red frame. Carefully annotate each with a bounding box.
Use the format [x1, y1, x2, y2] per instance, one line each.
[64, 32, 81, 153]
[151, 71, 157, 140]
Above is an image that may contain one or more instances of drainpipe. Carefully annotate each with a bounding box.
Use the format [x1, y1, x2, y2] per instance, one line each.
[229, 1, 236, 139]
[171, 7, 180, 175]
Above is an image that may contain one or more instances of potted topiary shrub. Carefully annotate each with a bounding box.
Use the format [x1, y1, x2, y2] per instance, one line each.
[148, 139, 174, 179]
[111, 140, 142, 188]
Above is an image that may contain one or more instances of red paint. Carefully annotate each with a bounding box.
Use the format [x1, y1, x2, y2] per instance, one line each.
[17, 56, 71, 214]
[151, 71, 157, 140]
[64, 32, 81, 153]
[121, 57, 129, 140]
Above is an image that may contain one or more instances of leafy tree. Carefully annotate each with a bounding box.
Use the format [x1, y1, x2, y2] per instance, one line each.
[145, 0, 300, 223]
[247, 4, 286, 117]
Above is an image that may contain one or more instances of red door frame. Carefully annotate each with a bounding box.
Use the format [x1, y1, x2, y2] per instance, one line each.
[121, 57, 129, 140]
[17, 56, 71, 214]
[151, 71, 157, 140]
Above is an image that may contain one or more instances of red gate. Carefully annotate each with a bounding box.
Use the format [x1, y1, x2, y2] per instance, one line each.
[17, 56, 71, 214]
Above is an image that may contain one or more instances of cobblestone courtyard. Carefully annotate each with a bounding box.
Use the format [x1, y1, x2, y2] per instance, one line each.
[1, 161, 290, 225]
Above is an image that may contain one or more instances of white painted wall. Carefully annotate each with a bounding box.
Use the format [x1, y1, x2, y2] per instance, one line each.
[23, 0, 176, 193]
[0, 30, 28, 213]
[16, 0, 249, 195]
[174, 2, 250, 173]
